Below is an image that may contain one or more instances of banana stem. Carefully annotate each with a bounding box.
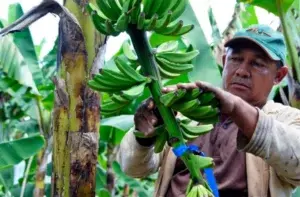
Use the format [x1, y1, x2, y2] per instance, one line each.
[276, 0, 300, 81]
[126, 25, 204, 185]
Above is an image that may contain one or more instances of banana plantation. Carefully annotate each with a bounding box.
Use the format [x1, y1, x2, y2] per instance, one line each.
[0, 0, 299, 196]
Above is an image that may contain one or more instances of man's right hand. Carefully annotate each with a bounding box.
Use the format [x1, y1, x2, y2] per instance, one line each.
[134, 98, 163, 138]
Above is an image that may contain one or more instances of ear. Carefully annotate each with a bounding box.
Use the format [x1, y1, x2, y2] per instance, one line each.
[274, 66, 288, 85]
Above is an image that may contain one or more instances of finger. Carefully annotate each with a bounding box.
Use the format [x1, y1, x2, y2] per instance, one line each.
[145, 98, 156, 110]
[135, 115, 155, 135]
[177, 83, 198, 90]
[162, 86, 178, 93]
[195, 81, 221, 94]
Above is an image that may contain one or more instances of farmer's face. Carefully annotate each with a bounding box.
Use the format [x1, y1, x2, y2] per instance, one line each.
[222, 42, 287, 107]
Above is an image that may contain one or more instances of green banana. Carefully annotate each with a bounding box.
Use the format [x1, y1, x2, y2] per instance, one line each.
[137, 12, 146, 29]
[158, 64, 181, 78]
[107, 0, 122, 17]
[88, 80, 122, 93]
[180, 122, 213, 136]
[185, 106, 219, 120]
[121, 82, 147, 100]
[105, 20, 120, 36]
[142, 0, 154, 17]
[198, 92, 215, 105]
[91, 14, 109, 35]
[101, 100, 128, 113]
[154, 10, 172, 30]
[156, 57, 194, 74]
[118, 0, 125, 7]
[130, 0, 142, 24]
[181, 129, 198, 141]
[93, 74, 132, 90]
[187, 184, 198, 197]
[122, 40, 138, 61]
[115, 13, 130, 32]
[170, 98, 200, 113]
[154, 129, 168, 153]
[115, 56, 147, 82]
[122, 0, 131, 13]
[96, 0, 119, 21]
[194, 156, 214, 169]
[156, 0, 177, 16]
[170, 0, 188, 22]
[172, 24, 194, 36]
[144, 14, 159, 31]
[100, 68, 137, 85]
[111, 94, 132, 104]
[160, 89, 187, 107]
[147, 0, 164, 17]
[156, 50, 199, 63]
[156, 41, 178, 53]
[155, 20, 183, 35]
[181, 88, 202, 101]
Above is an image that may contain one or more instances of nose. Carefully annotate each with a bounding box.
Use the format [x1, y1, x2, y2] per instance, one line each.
[235, 62, 250, 78]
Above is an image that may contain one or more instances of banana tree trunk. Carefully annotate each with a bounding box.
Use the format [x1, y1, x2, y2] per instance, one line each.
[51, 0, 106, 196]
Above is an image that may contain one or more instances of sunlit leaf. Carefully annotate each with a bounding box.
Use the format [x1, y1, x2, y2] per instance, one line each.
[8, 3, 43, 85]
[179, 2, 222, 87]
[98, 188, 111, 197]
[238, 0, 295, 15]
[0, 134, 45, 170]
[0, 35, 39, 95]
[100, 115, 134, 144]
[239, 4, 259, 28]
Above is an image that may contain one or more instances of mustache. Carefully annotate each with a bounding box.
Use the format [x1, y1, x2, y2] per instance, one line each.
[230, 77, 252, 88]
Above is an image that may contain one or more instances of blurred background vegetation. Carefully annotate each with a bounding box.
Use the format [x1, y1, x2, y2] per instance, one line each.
[0, 0, 299, 196]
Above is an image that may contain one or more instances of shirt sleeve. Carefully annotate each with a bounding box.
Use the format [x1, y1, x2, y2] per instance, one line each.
[116, 127, 163, 178]
[237, 106, 300, 186]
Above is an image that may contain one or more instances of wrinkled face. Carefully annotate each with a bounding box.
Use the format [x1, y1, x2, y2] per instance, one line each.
[222, 42, 287, 107]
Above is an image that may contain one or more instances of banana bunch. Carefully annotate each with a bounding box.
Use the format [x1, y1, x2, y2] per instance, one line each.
[180, 122, 213, 141]
[160, 88, 220, 124]
[88, 56, 151, 116]
[86, 0, 194, 36]
[133, 124, 168, 153]
[138, 0, 194, 36]
[150, 40, 199, 79]
[160, 88, 219, 141]
[186, 184, 214, 197]
[155, 47, 199, 78]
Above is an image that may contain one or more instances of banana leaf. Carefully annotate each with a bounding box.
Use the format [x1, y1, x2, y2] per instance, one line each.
[239, 4, 259, 28]
[8, 3, 43, 86]
[0, 76, 38, 119]
[179, 2, 222, 87]
[100, 115, 134, 145]
[208, 7, 222, 45]
[238, 0, 295, 16]
[112, 161, 150, 197]
[0, 35, 39, 95]
[0, 134, 45, 170]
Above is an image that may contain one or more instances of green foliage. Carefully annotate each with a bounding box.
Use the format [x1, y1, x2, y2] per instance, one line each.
[0, 134, 45, 170]
[238, 0, 295, 15]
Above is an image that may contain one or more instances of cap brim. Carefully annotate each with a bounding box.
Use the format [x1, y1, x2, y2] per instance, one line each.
[224, 36, 280, 61]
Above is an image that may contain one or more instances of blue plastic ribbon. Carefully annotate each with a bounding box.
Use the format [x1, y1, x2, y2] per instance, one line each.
[172, 144, 219, 197]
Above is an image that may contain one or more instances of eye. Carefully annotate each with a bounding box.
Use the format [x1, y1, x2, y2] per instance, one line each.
[230, 56, 242, 62]
[252, 61, 265, 68]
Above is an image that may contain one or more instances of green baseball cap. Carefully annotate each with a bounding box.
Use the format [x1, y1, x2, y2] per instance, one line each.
[224, 24, 287, 66]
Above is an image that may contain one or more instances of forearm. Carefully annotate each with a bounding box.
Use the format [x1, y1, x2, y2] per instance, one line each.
[230, 97, 259, 139]
[237, 108, 300, 185]
[117, 128, 161, 178]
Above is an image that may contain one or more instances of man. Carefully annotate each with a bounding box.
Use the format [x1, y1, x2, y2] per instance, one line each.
[117, 24, 300, 197]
